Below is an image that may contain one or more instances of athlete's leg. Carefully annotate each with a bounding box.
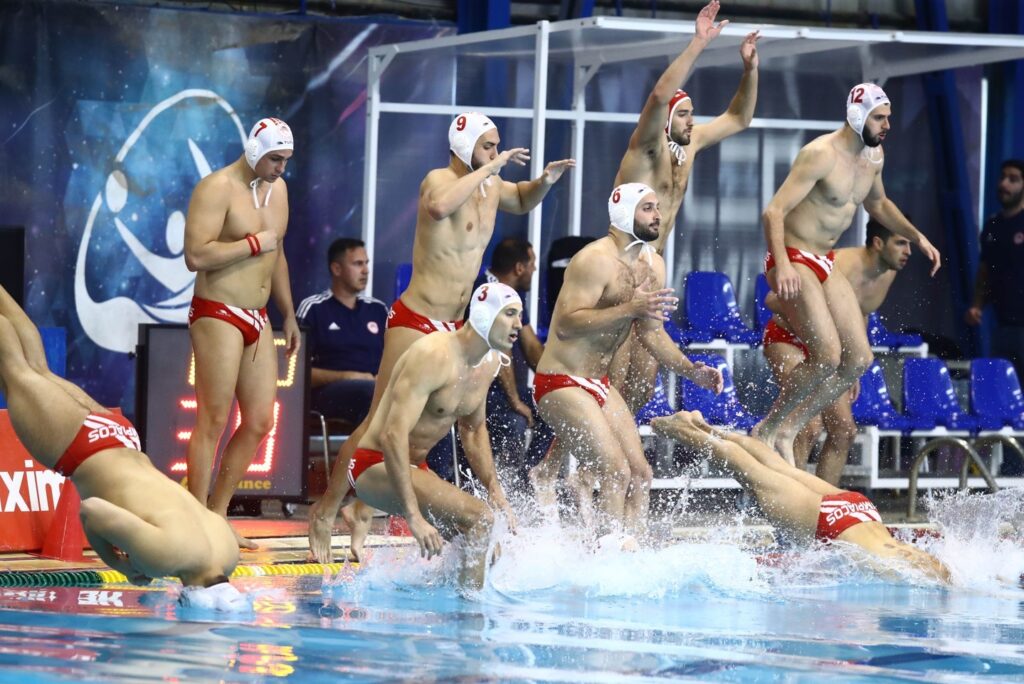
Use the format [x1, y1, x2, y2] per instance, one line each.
[603, 386, 653, 537]
[0, 286, 103, 412]
[755, 266, 841, 462]
[527, 437, 565, 509]
[308, 325, 424, 563]
[538, 388, 631, 535]
[815, 389, 857, 486]
[0, 316, 91, 466]
[185, 319, 245, 507]
[207, 323, 278, 548]
[355, 464, 495, 590]
[773, 270, 872, 459]
[763, 339, 822, 467]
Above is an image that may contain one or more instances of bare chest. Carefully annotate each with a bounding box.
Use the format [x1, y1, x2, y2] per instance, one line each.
[603, 258, 658, 306]
[422, 367, 492, 419]
[817, 160, 875, 209]
[222, 191, 288, 241]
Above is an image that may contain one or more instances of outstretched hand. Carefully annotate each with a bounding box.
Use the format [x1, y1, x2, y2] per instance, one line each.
[543, 158, 576, 185]
[690, 361, 724, 395]
[740, 31, 760, 69]
[695, 0, 729, 43]
[489, 148, 531, 176]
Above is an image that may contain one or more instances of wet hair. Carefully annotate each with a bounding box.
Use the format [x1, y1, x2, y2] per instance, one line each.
[490, 238, 533, 275]
[1002, 159, 1024, 178]
[327, 238, 365, 269]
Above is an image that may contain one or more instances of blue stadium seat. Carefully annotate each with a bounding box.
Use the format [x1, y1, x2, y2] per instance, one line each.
[680, 272, 761, 345]
[393, 262, 413, 300]
[903, 357, 979, 432]
[851, 361, 914, 432]
[753, 273, 773, 333]
[970, 358, 1024, 431]
[867, 312, 924, 349]
[635, 373, 675, 425]
[677, 353, 760, 430]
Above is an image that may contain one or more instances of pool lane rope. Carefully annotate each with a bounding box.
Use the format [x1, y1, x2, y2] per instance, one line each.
[0, 562, 350, 587]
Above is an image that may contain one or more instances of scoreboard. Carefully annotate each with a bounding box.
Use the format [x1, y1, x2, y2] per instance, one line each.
[135, 325, 310, 501]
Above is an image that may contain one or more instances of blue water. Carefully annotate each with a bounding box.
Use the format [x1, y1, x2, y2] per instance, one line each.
[0, 491, 1022, 682]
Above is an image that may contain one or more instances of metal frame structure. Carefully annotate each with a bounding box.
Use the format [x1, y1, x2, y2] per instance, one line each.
[362, 17, 1024, 320]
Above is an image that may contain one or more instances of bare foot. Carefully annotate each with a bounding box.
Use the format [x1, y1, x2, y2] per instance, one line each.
[596, 532, 639, 553]
[348, 501, 373, 563]
[230, 523, 259, 551]
[307, 501, 336, 563]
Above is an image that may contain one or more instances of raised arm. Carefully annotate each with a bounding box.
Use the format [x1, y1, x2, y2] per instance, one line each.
[690, 31, 759, 153]
[498, 158, 576, 215]
[763, 143, 835, 299]
[183, 178, 278, 272]
[553, 251, 675, 340]
[863, 172, 941, 276]
[626, 1, 726, 156]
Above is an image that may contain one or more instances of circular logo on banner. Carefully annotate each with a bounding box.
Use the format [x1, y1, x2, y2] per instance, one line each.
[367, 321, 380, 334]
[1014, 232, 1024, 246]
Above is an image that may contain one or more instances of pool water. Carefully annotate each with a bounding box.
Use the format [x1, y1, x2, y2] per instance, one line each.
[0, 491, 1022, 682]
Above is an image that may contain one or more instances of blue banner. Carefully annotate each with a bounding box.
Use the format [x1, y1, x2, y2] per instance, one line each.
[0, 1, 450, 411]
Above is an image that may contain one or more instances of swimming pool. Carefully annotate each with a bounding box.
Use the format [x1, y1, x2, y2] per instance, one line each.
[0, 492, 1022, 682]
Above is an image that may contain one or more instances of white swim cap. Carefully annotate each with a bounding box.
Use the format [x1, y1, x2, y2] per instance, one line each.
[245, 117, 293, 170]
[449, 113, 496, 170]
[178, 582, 251, 612]
[845, 83, 890, 140]
[609, 183, 657, 238]
[468, 282, 521, 347]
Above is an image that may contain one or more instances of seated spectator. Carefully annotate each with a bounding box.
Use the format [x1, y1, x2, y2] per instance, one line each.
[298, 238, 387, 427]
[475, 238, 555, 495]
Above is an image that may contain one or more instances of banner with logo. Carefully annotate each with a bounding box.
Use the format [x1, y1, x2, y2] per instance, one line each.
[0, 1, 450, 411]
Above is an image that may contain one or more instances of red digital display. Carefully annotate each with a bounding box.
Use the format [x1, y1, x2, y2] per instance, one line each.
[136, 325, 309, 501]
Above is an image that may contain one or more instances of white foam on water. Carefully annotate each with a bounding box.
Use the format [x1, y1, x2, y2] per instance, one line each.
[914, 489, 1024, 590]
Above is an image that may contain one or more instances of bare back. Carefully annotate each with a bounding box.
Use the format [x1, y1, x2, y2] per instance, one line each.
[540, 237, 659, 377]
[188, 163, 289, 308]
[783, 132, 884, 254]
[404, 169, 501, 320]
[360, 333, 498, 463]
[73, 450, 239, 578]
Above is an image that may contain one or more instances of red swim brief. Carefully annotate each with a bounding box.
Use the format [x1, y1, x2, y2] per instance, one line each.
[533, 373, 610, 408]
[762, 319, 809, 359]
[815, 491, 882, 541]
[763, 247, 836, 284]
[347, 447, 430, 489]
[53, 413, 142, 477]
[188, 296, 268, 346]
[386, 298, 464, 335]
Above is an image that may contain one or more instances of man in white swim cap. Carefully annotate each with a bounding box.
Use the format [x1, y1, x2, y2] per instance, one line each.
[183, 116, 301, 549]
[756, 84, 941, 465]
[609, 1, 760, 415]
[530, 184, 723, 542]
[0, 291, 241, 596]
[346, 283, 522, 590]
[308, 113, 575, 563]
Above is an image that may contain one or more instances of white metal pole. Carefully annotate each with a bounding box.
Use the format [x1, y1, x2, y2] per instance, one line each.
[978, 76, 988, 232]
[528, 21, 550, 324]
[569, 63, 588, 237]
[362, 53, 384, 298]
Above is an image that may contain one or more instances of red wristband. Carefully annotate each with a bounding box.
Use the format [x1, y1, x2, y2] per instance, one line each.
[245, 234, 261, 257]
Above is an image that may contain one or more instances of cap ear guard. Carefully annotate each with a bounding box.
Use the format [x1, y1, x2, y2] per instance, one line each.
[846, 104, 864, 136]
[245, 139, 262, 166]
